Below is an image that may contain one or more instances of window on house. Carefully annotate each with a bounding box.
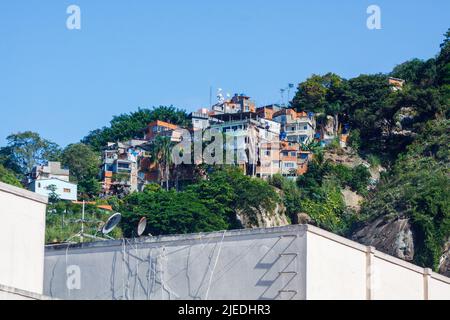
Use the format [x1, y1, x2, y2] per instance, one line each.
[63, 188, 71, 193]
[285, 163, 295, 168]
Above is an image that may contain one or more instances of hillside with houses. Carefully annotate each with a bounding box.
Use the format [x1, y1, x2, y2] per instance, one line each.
[0, 29, 448, 277]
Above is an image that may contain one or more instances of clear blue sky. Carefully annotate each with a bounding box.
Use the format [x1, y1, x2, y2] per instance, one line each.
[0, 0, 448, 147]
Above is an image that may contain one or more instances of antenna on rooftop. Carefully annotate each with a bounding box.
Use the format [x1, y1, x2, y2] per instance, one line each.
[280, 88, 286, 107]
[65, 201, 120, 243]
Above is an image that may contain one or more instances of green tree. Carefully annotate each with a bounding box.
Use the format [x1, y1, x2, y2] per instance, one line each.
[149, 136, 174, 190]
[291, 73, 344, 113]
[46, 184, 60, 204]
[0, 131, 61, 177]
[120, 185, 228, 237]
[391, 58, 437, 87]
[82, 106, 188, 150]
[61, 143, 101, 198]
[358, 119, 450, 271]
[268, 174, 302, 223]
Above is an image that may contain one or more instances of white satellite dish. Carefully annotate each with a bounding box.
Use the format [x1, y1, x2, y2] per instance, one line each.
[137, 217, 147, 237]
[102, 212, 122, 235]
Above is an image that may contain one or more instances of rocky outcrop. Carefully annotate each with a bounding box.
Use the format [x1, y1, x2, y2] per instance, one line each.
[341, 188, 364, 212]
[439, 240, 450, 277]
[351, 216, 414, 261]
[236, 200, 290, 229]
[294, 213, 312, 225]
[324, 147, 369, 168]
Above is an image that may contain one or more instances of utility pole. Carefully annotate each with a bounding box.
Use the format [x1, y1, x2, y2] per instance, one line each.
[80, 200, 85, 243]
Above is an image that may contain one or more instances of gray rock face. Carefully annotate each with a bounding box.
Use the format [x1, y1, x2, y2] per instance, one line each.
[439, 240, 450, 277]
[236, 201, 290, 229]
[352, 217, 415, 261]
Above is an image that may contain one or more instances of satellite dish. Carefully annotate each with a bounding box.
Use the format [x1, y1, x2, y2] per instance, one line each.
[137, 217, 147, 237]
[102, 212, 122, 235]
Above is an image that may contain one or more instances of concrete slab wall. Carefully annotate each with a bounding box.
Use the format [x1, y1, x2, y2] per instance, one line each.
[43, 225, 450, 300]
[0, 182, 48, 295]
[44, 226, 307, 300]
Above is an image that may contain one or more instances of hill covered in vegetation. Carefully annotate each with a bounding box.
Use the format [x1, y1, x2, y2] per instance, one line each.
[0, 29, 448, 274]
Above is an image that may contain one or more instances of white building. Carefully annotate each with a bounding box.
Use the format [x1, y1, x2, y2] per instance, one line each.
[29, 162, 77, 201]
[273, 109, 316, 144]
[29, 178, 77, 201]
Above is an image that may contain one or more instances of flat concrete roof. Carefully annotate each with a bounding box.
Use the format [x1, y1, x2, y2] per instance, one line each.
[0, 181, 48, 204]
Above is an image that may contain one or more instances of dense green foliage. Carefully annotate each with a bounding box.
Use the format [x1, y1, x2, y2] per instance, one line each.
[297, 152, 371, 197]
[359, 119, 449, 270]
[0, 164, 22, 187]
[0, 27, 448, 274]
[82, 106, 189, 150]
[46, 201, 122, 243]
[61, 143, 101, 199]
[120, 167, 279, 237]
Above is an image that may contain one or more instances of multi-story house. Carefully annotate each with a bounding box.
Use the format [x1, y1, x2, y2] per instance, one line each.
[100, 140, 147, 196]
[388, 77, 405, 91]
[144, 120, 181, 142]
[189, 109, 222, 131]
[256, 104, 283, 120]
[212, 94, 256, 115]
[210, 112, 281, 178]
[279, 142, 314, 179]
[28, 162, 77, 201]
[273, 109, 316, 145]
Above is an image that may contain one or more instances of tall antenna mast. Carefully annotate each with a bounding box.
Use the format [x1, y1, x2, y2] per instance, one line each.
[280, 88, 285, 107]
[209, 86, 213, 107]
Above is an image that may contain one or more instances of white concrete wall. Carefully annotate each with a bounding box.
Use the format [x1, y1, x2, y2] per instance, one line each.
[305, 225, 450, 300]
[428, 273, 450, 300]
[306, 228, 367, 300]
[371, 253, 424, 300]
[0, 182, 48, 295]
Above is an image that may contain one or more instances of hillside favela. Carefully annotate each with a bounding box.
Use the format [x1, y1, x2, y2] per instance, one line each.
[0, 2, 449, 305]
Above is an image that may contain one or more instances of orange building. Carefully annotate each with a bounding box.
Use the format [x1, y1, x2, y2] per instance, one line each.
[144, 120, 179, 141]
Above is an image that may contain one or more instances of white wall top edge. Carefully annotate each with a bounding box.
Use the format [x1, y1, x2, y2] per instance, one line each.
[0, 283, 54, 300]
[43, 223, 450, 284]
[305, 224, 450, 283]
[0, 181, 48, 204]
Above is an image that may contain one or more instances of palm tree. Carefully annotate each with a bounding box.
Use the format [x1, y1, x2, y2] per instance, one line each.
[149, 136, 174, 191]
